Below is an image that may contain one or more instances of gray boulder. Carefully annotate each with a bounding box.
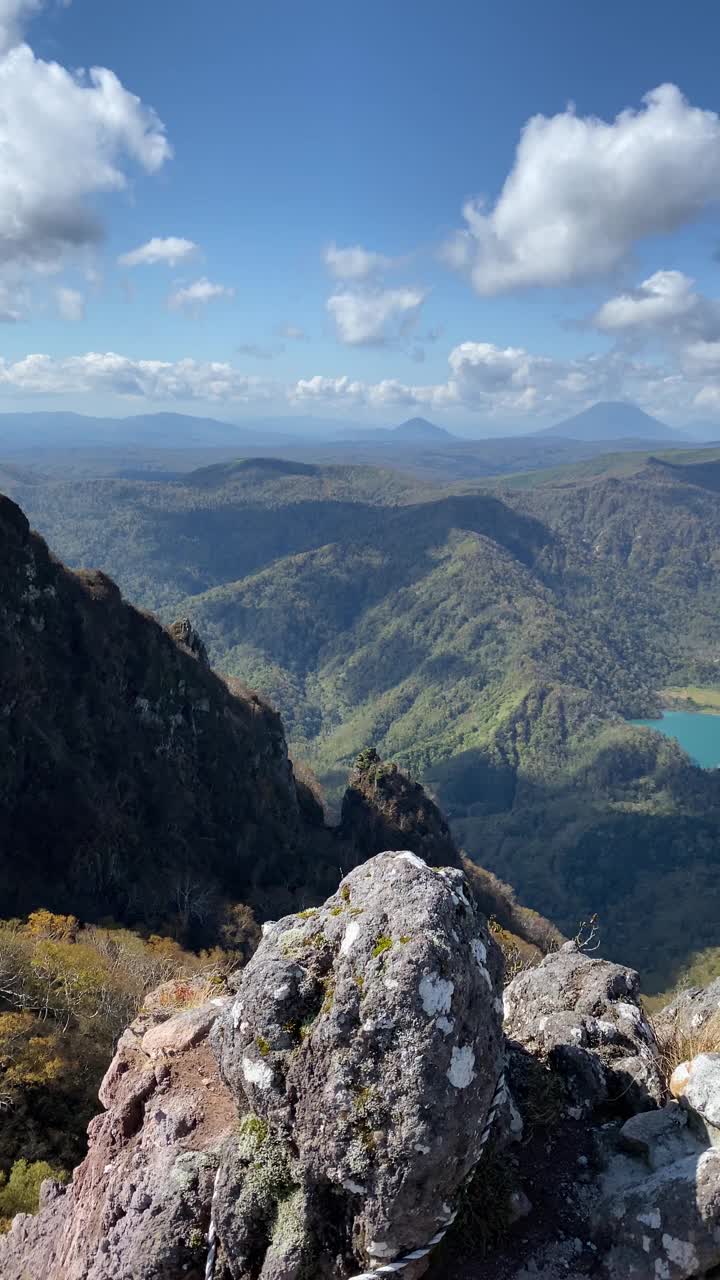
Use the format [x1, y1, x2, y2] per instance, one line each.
[596, 1149, 720, 1279]
[656, 978, 720, 1038]
[211, 850, 505, 1278]
[672, 1054, 720, 1149]
[618, 1105, 700, 1172]
[504, 943, 663, 1114]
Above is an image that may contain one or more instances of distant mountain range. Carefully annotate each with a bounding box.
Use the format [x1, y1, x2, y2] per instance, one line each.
[1, 403, 717, 453]
[0, 410, 459, 452]
[539, 401, 689, 443]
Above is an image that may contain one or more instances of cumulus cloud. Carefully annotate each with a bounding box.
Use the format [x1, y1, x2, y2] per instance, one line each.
[118, 236, 197, 268]
[167, 277, 235, 313]
[323, 242, 394, 281]
[327, 286, 425, 345]
[56, 285, 84, 320]
[0, 9, 170, 274]
[0, 351, 272, 400]
[593, 270, 720, 342]
[0, 0, 43, 53]
[445, 85, 720, 294]
[290, 341, 659, 419]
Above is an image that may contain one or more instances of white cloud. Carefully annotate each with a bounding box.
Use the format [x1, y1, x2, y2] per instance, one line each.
[167, 277, 235, 312]
[119, 236, 197, 268]
[327, 286, 425, 345]
[445, 85, 720, 294]
[323, 242, 393, 281]
[0, 0, 42, 54]
[291, 341, 666, 420]
[4, 336, 720, 425]
[0, 11, 170, 274]
[682, 340, 720, 374]
[56, 285, 84, 320]
[0, 351, 272, 401]
[593, 270, 720, 343]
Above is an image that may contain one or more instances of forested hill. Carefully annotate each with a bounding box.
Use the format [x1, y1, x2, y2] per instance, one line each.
[10, 450, 720, 991]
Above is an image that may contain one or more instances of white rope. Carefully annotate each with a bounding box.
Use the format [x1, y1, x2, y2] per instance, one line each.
[204, 1163, 223, 1280]
[204, 1072, 507, 1280]
[347, 1070, 506, 1280]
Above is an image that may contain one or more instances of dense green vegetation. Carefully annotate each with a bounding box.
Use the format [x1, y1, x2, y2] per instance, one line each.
[11, 447, 720, 991]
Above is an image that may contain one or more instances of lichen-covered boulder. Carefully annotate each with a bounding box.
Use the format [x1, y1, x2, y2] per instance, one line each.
[504, 942, 663, 1115]
[596, 1149, 720, 1279]
[211, 850, 504, 1279]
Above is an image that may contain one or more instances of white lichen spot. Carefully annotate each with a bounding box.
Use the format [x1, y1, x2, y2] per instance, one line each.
[384, 978, 399, 991]
[342, 1179, 366, 1195]
[261, 920, 277, 936]
[637, 1210, 662, 1230]
[368, 1241, 395, 1258]
[242, 1056, 274, 1090]
[654, 1260, 670, 1280]
[643, 1236, 651, 1253]
[414, 1143, 431, 1155]
[494, 997, 504, 1017]
[394, 851, 428, 872]
[273, 983, 291, 1001]
[419, 973, 454, 1017]
[661, 1236, 698, 1271]
[232, 1000, 244, 1028]
[436, 1015, 454, 1036]
[448, 1044, 476, 1089]
[340, 918, 362, 957]
[471, 938, 487, 965]
[616, 1001, 641, 1024]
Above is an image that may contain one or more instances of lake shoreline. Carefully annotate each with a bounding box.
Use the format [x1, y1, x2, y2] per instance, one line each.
[630, 704, 720, 769]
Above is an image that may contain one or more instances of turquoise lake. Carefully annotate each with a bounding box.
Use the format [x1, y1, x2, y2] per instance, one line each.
[630, 710, 720, 769]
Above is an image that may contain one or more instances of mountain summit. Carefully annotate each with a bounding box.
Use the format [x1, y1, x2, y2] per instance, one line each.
[391, 416, 455, 440]
[539, 401, 686, 442]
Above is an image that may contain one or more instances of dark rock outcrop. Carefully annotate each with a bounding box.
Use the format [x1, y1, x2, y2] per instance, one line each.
[0, 494, 309, 926]
[340, 748, 462, 869]
[168, 615, 210, 665]
[211, 850, 504, 1278]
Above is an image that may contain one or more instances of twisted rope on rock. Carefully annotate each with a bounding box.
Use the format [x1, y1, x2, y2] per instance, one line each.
[204, 1072, 506, 1280]
[205, 1163, 223, 1280]
[347, 1069, 507, 1280]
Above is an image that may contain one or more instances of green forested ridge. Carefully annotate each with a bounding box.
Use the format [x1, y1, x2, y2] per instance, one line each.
[10, 449, 720, 990]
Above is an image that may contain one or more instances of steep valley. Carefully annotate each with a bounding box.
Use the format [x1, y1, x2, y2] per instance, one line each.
[7, 447, 720, 991]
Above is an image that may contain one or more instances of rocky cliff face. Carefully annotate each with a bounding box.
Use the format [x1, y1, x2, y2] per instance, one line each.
[0, 495, 470, 932]
[1, 493, 307, 927]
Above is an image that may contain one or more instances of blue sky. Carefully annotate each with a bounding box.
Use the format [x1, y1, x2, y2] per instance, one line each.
[2, 0, 720, 431]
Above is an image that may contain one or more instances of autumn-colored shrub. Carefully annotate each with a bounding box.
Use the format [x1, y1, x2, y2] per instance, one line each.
[0, 1158, 68, 1232]
[0, 909, 254, 1185]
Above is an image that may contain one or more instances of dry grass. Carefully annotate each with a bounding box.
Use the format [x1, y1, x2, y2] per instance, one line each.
[653, 1009, 720, 1090]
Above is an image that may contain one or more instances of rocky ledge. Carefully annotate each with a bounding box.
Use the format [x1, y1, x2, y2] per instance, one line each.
[3, 855, 720, 1280]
